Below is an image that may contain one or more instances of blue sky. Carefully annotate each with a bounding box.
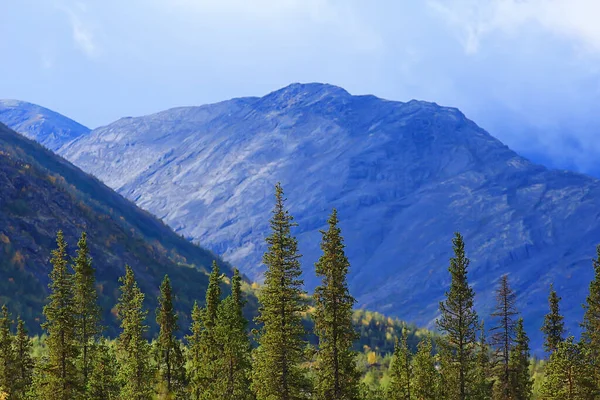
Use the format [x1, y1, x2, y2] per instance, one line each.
[2, 0, 600, 174]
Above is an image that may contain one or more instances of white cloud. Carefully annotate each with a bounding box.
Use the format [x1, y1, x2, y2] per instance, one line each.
[428, 0, 600, 55]
[59, 1, 99, 58]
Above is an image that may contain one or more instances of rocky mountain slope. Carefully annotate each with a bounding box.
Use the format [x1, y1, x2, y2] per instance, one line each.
[0, 100, 90, 151]
[4, 83, 599, 347]
[0, 122, 236, 335]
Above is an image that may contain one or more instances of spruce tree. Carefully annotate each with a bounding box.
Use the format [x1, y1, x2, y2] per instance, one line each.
[0, 306, 15, 396]
[313, 209, 360, 400]
[116, 265, 154, 400]
[155, 275, 185, 395]
[509, 318, 533, 400]
[186, 301, 204, 400]
[490, 274, 518, 400]
[214, 269, 254, 400]
[252, 183, 309, 400]
[196, 260, 223, 399]
[436, 232, 479, 400]
[41, 230, 80, 399]
[581, 245, 600, 386]
[412, 335, 438, 400]
[72, 232, 102, 387]
[87, 338, 119, 400]
[472, 322, 492, 400]
[12, 318, 33, 400]
[387, 329, 412, 400]
[541, 283, 565, 354]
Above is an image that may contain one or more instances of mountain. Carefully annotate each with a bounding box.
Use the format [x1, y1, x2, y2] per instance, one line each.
[0, 122, 238, 335]
[0, 99, 90, 151]
[5, 83, 600, 348]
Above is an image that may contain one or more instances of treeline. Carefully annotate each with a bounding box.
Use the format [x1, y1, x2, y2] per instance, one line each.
[0, 183, 599, 399]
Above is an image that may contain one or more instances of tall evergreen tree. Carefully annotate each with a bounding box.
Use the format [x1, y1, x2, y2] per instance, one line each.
[490, 274, 518, 400]
[155, 275, 185, 395]
[252, 183, 309, 400]
[12, 318, 33, 400]
[214, 268, 254, 400]
[541, 284, 565, 354]
[116, 265, 154, 400]
[437, 232, 479, 400]
[509, 318, 533, 400]
[540, 336, 596, 400]
[581, 245, 600, 387]
[313, 209, 360, 400]
[412, 335, 438, 400]
[186, 301, 204, 400]
[72, 231, 102, 387]
[0, 306, 15, 396]
[87, 338, 119, 400]
[387, 329, 412, 400]
[196, 260, 223, 399]
[472, 322, 492, 400]
[41, 230, 80, 399]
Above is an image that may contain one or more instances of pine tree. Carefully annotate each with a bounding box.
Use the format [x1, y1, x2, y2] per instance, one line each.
[87, 338, 119, 400]
[0, 306, 15, 396]
[313, 209, 360, 400]
[581, 245, 600, 387]
[155, 275, 186, 396]
[509, 318, 533, 400]
[540, 336, 596, 399]
[72, 231, 102, 387]
[12, 318, 33, 400]
[541, 283, 565, 354]
[214, 268, 254, 400]
[412, 335, 438, 400]
[116, 265, 154, 400]
[41, 230, 81, 399]
[437, 232, 479, 400]
[472, 322, 492, 400]
[186, 301, 204, 400]
[490, 274, 518, 399]
[252, 183, 309, 400]
[387, 329, 412, 400]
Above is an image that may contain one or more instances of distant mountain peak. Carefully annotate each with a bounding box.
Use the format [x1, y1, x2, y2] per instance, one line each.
[261, 82, 351, 109]
[0, 99, 90, 151]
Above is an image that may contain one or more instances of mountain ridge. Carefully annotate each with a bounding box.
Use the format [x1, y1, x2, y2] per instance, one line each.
[3, 83, 599, 349]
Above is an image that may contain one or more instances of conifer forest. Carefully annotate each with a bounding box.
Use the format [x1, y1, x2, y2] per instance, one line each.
[1, 183, 599, 400]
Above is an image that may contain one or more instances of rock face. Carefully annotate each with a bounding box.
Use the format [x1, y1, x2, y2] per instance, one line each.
[0, 122, 234, 335]
[0, 99, 90, 151]
[4, 83, 600, 347]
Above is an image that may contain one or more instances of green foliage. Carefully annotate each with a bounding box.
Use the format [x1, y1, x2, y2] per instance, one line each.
[412, 335, 438, 400]
[87, 338, 119, 400]
[252, 183, 309, 400]
[155, 275, 186, 396]
[540, 336, 597, 399]
[436, 232, 479, 400]
[472, 322, 492, 400]
[72, 231, 102, 386]
[490, 274, 518, 400]
[12, 318, 33, 400]
[541, 284, 565, 355]
[0, 306, 15, 396]
[313, 209, 361, 400]
[39, 230, 81, 399]
[116, 265, 154, 400]
[214, 269, 254, 400]
[186, 301, 204, 400]
[509, 318, 533, 400]
[387, 330, 412, 400]
[581, 245, 600, 386]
